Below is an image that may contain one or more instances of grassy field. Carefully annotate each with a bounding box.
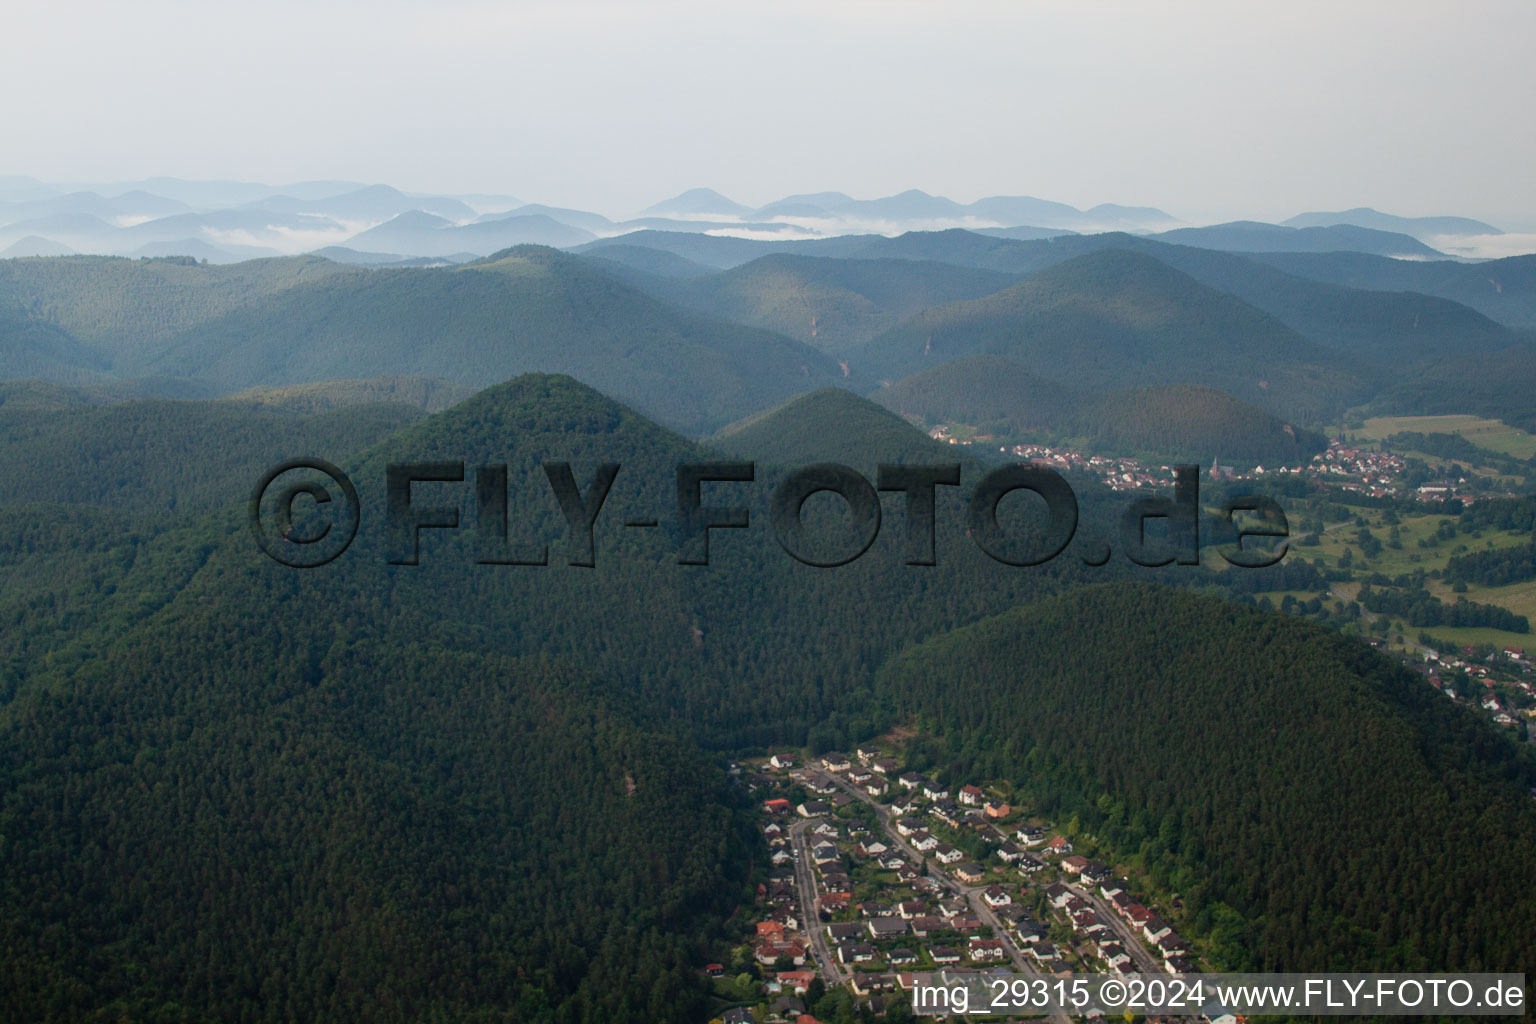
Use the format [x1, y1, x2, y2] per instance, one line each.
[1304, 511, 1529, 578]
[1448, 577, 1536, 624]
[1353, 415, 1536, 459]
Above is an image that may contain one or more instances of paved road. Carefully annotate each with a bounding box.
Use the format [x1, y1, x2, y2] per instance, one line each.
[1064, 882, 1162, 975]
[788, 817, 845, 987]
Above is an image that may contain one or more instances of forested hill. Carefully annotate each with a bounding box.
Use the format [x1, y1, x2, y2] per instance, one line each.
[0, 644, 752, 1023]
[634, 253, 1019, 350]
[712, 387, 960, 468]
[869, 354, 1086, 431]
[127, 246, 849, 434]
[846, 248, 1370, 423]
[870, 357, 1325, 466]
[0, 253, 355, 357]
[0, 397, 426, 513]
[877, 583, 1536, 973]
[3, 373, 1535, 1020]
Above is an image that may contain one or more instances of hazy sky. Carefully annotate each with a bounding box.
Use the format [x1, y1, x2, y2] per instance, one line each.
[7, 0, 1535, 226]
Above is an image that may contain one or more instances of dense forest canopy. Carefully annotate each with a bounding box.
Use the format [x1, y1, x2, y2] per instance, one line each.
[4, 218, 1536, 1021]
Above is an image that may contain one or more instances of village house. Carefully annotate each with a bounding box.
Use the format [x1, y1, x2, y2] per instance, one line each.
[930, 802, 964, 828]
[838, 942, 877, 965]
[1014, 920, 1047, 944]
[1015, 824, 1046, 846]
[994, 903, 1027, 925]
[909, 915, 945, 937]
[958, 784, 984, 806]
[1017, 854, 1045, 874]
[772, 969, 816, 995]
[816, 892, 850, 912]
[968, 937, 1006, 962]
[851, 973, 894, 997]
[1072, 910, 1107, 935]
[1100, 943, 1132, 971]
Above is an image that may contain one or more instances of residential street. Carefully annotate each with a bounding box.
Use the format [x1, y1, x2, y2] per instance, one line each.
[788, 817, 845, 988]
[814, 770, 1074, 1024]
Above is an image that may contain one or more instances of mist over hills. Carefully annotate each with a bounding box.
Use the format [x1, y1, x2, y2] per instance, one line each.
[1247, 250, 1536, 329]
[7, 212, 1536, 440]
[1150, 220, 1444, 258]
[1284, 207, 1502, 238]
[6, 174, 1520, 265]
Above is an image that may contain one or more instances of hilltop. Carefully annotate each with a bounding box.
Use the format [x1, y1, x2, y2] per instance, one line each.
[712, 386, 960, 468]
